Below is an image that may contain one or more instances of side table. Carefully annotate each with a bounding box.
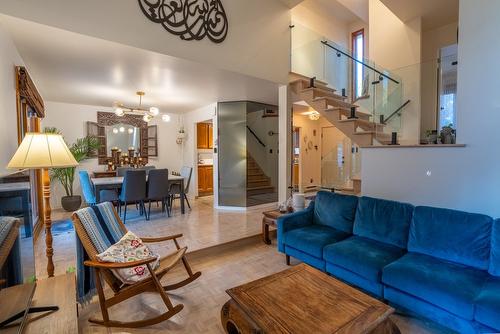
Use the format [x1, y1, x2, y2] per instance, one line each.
[262, 210, 289, 245]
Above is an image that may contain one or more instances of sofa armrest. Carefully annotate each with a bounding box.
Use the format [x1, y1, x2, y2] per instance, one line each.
[277, 202, 314, 253]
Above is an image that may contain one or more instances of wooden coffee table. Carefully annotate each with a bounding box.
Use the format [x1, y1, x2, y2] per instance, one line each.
[221, 264, 400, 334]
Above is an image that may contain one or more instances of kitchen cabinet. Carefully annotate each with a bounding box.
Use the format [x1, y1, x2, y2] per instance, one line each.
[198, 165, 213, 195]
[197, 122, 213, 149]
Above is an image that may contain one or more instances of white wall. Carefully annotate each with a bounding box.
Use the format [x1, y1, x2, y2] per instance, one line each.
[0, 0, 291, 84]
[42, 101, 182, 208]
[369, 0, 422, 144]
[0, 25, 24, 176]
[362, 0, 500, 217]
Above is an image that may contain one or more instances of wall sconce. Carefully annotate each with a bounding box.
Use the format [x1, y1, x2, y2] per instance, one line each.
[176, 128, 186, 145]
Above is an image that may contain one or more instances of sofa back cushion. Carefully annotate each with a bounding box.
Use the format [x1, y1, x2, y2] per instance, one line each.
[409, 206, 492, 270]
[313, 191, 358, 233]
[489, 219, 500, 276]
[353, 196, 414, 248]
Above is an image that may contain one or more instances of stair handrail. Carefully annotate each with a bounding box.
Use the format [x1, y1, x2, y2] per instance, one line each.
[381, 99, 411, 124]
[246, 125, 266, 148]
[321, 40, 400, 85]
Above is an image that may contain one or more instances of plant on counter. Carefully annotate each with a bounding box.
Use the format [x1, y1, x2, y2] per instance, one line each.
[44, 127, 100, 211]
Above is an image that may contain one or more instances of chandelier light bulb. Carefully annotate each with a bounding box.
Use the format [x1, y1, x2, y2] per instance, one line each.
[127, 128, 134, 134]
[112, 128, 118, 134]
[149, 107, 159, 116]
[119, 126, 125, 133]
[162, 114, 171, 122]
[114, 107, 124, 117]
[143, 114, 153, 123]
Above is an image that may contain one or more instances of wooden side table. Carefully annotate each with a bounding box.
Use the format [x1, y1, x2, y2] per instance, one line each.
[262, 210, 288, 245]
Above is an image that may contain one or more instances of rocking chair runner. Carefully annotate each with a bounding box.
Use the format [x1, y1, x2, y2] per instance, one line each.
[72, 203, 201, 328]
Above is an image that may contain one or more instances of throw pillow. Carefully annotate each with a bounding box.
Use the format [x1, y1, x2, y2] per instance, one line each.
[96, 231, 160, 285]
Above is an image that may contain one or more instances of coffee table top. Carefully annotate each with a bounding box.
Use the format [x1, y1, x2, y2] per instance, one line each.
[226, 264, 394, 334]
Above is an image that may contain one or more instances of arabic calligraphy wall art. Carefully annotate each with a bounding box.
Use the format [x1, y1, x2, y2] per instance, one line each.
[138, 0, 229, 44]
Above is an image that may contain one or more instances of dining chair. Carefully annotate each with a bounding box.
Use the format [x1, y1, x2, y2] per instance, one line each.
[116, 167, 133, 177]
[118, 170, 147, 223]
[79, 171, 118, 206]
[141, 165, 156, 176]
[147, 168, 171, 218]
[169, 166, 193, 210]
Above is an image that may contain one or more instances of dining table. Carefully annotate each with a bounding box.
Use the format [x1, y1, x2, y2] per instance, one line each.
[91, 175, 186, 214]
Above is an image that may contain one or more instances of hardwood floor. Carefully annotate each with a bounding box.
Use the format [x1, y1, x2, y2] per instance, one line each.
[78, 237, 452, 334]
[34, 198, 452, 334]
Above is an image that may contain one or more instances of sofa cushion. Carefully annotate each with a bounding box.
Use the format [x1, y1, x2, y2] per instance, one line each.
[489, 219, 500, 276]
[313, 191, 358, 233]
[323, 236, 406, 282]
[382, 253, 489, 320]
[283, 225, 350, 259]
[409, 206, 492, 270]
[474, 277, 500, 330]
[353, 196, 413, 248]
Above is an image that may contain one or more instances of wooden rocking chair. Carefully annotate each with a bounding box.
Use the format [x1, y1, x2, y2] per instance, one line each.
[72, 204, 201, 328]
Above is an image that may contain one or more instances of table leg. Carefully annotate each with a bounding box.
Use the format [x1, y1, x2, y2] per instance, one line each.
[95, 185, 100, 203]
[180, 179, 185, 214]
[262, 218, 271, 245]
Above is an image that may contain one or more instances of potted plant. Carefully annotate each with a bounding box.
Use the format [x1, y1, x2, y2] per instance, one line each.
[44, 127, 100, 211]
[425, 129, 438, 144]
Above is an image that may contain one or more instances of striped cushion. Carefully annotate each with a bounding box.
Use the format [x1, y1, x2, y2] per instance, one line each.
[75, 202, 125, 253]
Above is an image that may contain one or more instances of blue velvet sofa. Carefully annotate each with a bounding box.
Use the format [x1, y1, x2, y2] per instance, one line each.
[277, 191, 500, 334]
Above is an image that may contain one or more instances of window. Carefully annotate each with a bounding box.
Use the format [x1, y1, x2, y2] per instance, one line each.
[352, 29, 365, 99]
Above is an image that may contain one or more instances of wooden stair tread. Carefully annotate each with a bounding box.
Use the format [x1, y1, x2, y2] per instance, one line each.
[313, 97, 358, 110]
[289, 72, 330, 87]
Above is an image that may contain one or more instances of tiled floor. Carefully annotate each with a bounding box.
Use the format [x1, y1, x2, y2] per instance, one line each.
[34, 197, 275, 279]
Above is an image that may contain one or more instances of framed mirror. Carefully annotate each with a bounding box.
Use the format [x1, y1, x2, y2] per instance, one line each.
[87, 112, 158, 165]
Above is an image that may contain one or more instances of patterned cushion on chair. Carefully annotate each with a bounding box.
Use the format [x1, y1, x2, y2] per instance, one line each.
[97, 231, 159, 284]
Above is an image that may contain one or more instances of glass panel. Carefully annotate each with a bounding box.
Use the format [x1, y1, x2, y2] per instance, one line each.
[438, 45, 458, 129]
[246, 102, 278, 206]
[217, 102, 247, 207]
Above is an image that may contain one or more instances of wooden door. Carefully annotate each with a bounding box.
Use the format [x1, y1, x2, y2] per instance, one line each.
[198, 166, 206, 192]
[205, 166, 213, 192]
[197, 123, 209, 149]
[208, 123, 214, 149]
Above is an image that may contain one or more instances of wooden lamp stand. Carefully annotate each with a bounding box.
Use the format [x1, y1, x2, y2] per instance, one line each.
[43, 168, 54, 277]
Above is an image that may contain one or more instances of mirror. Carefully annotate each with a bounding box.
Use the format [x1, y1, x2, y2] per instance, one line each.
[0, 173, 36, 332]
[105, 123, 141, 156]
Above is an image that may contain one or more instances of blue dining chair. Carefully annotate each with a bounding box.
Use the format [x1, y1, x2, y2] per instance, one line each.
[169, 166, 193, 210]
[118, 170, 147, 223]
[79, 171, 118, 206]
[147, 168, 170, 218]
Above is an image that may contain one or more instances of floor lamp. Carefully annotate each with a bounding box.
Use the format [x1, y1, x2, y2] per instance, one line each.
[7, 132, 78, 277]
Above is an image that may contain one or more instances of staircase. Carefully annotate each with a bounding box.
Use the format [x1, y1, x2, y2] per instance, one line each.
[290, 73, 392, 147]
[247, 155, 275, 196]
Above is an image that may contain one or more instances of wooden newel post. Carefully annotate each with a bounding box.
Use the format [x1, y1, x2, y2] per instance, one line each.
[43, 168, 54, 277]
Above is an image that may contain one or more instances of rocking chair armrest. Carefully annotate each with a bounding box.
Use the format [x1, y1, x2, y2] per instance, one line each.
[141, 234, 184, 243]
[84, 257, 157, 269]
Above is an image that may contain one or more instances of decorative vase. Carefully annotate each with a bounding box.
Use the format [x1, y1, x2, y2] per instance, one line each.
[61, 195, 82, 212]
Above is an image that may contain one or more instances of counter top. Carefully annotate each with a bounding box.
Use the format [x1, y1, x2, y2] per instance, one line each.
[360, 144, 466, 149]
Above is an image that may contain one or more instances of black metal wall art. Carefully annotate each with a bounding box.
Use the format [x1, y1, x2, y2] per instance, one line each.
[138, 0, 228, 43]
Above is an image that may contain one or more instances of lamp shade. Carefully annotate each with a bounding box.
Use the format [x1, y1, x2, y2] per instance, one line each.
[7, 133, 78, 169]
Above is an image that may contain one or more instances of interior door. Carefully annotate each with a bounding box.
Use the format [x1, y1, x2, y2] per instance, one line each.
[321, 127, 350, 189]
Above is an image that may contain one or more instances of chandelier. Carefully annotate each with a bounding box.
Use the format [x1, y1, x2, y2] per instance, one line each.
[112, 91, 170, 123]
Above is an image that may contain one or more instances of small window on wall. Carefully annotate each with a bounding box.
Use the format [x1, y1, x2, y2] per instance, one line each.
[352, 29, 365, 99]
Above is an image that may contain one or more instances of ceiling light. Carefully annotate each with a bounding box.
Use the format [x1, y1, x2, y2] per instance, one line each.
[149, 107, 159, 116]
[112, 91, 160, 121]
[127, 128, 134, 134]
[114, 107, 124, 117]
[119, 126, 125, 133]
[162, 114, 171, 122]
[309, 112, 320, 121]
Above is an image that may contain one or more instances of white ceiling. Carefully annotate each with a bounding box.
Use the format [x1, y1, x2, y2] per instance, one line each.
[279, 0, 305, 9]
[0, 15, 279, 114]
[310, 0, 361, 24]
[381, 0, 459, 30]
